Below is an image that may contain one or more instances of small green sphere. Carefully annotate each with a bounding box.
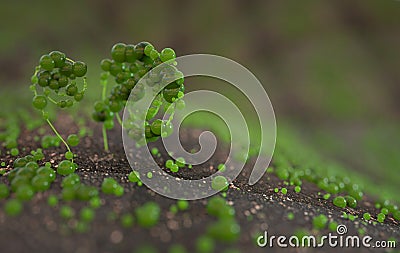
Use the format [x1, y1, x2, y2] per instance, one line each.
[333, 196, 347, 208]
[128, 171, 141, 183]
[90, 196, 102, 209]
[100, 59, 112, 71]
[363, 212, 371, 221]
[313, 214, 328, 229]
[211, 176, 229, 191]
[345, 196, 357, 208]
[10, 148, 19, 156]
[124, 44, 137, 63]
[144, 44, 155, 56]
[72, 61, 87, 77]
[60, 61, 73, 76]
[114, 185, 124, 197]
[121, 213, 134, 228]
[135, 202, 160, 228]
[60, 205, 75, 219]
[67, 134, 80, 147]
[111, 43, 126, 63]
[101, 178, 118, 194]
[66, 83, 78, 96]
[170, 164, 179, 173]
[16, 184, 35, 201]
[49, 51, 66, 67]
[47, 194, 58, 207]
[177, 199, 189, 211]
[165, 160, 174, 169]
[57, 160, 76, 175]
[39, 54, 55, 71]
[207, 219, 240, 242]
[206, 196, 235, 219]
[32, 95, 47, 110]
[65, 151, 74, 160]
[36, 166, 56, 182]
[196, 236, 215, 253]
[150, 119, 162, 136]
[160, 48, 176, 62]
[80, 207, 95, 222]
[4, 199, 23, 216]
[31, 175, 51, 191]
[62, 173, 80, 188]
[377, 213, 385, 223]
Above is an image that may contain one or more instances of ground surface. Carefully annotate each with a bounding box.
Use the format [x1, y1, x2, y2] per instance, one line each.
[0, 117, 398, 253]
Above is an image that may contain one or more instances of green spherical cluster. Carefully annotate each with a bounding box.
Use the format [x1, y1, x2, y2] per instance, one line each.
[6, 161, 56, 203]
[95, 42, 183, 143]
[32, 51, 87, 110]
[135, 201, 160, 228]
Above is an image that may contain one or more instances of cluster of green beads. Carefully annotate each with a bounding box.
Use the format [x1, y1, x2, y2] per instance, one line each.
[3, 154, 55, 212]
[94, 42, 184, 142]
[31, 51, 87, 111]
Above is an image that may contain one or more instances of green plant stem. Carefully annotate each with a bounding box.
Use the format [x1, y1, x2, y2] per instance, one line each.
[116, 113, 123, 126]
[102, 124, 109, 151]
[47, 96, 58, 105]
[45, 118, 73, 162]
[101, 77, 108, 100]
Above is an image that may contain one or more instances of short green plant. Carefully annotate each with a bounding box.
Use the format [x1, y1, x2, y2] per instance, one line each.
[93, 42, 184, 150]
[30, 51, 87, 162]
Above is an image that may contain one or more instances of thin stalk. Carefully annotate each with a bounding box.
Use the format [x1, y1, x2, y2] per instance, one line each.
[46, 117, 73, 162]
[100, 73, 109, 151]
[116, 113, 123, 126]
[102, 124, 109, 151]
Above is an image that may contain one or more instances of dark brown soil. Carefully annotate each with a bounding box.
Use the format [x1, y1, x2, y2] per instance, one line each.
[0, 117, 398, 253]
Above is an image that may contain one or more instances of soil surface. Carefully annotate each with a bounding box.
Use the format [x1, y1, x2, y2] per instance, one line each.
[0, 117, 398, 253]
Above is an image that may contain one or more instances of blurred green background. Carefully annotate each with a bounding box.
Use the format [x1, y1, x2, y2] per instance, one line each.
[0, 0, 399, 193]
